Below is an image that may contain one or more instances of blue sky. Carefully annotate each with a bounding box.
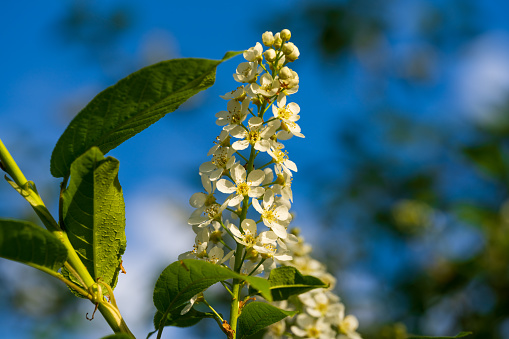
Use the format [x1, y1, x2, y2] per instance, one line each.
[2, 0, 509, 338]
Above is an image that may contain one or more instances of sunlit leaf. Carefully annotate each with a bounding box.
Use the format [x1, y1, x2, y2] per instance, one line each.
[51, 52, 242, 178]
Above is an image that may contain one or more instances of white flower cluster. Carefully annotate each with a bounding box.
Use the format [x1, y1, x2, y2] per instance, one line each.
[181, 29, 303, 274]
[179, 29, 362, 337]
[264, 230, 363, 339]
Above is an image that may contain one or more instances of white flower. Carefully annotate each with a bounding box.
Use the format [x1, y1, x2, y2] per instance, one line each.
[207, 130, 230, 156]
[228, 219, 278, 250]
[264, 49, 277, 62]
[231, 117, 280, 152]
[244, 42, 263, 62]
[278, 67, 299, 99]
[291, 314, 335, 339]
[267, 146, 298, 177]
[333, 306, 362, 339]
[234, 61, 260, 83]
[252, 189, 289, 239]
[206, 246, 234, 265]
[215, 98, 250, 131]
[187, 198, 230, 227]
[220, 86, 246, 101]
[272, 96, 304, 139]
[189, 174, 216, 209]
[299, 290, 343, 319]
[199, 146, 236, 181]
[272, 171, 293, 202]
[217, 164, 265, 206]
[263, 319, 286, 339]
[178, 228, 210, 260]
[248, 73, 280, 98]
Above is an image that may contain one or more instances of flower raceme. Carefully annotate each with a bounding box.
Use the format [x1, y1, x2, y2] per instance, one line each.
[180, 29, 362, 339]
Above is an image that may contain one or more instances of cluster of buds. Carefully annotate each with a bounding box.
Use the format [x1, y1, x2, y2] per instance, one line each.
[179, 29, 361, 338]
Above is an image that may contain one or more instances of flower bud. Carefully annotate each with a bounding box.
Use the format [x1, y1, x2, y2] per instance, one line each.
[280, 29, 291, 41]
[282, 42, 296, 56]
[264, 49, 276, 62]
[286, 44, 300, 62]
[262, 31, 275, 46]
[279, 66, 293, 80]
[273, 33, 283, 49]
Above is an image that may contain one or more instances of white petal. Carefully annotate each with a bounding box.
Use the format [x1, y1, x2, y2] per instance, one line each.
[189, 192, 206, 208]
[231, 164, 246, 183]
[201, 174, 212, 193]
[232, 140, 249, 151]
[248, 186, 265, 198]
[262, 189, 274, 209]
[252, 198, 264, 214]
[248, 116, 263, 127]
[270, 223, 287, 239]
[254, 140, 270, 152]
[216, 179, 236, 194]
[199, 161, 216, 173]
[247, 169, 265, 186]
[284, 159, 297, 172]
[241, 219, 257, 235]
[274, 205, 289, 220]
[228, 194, 244, 207]
[209, 168, 223, 181]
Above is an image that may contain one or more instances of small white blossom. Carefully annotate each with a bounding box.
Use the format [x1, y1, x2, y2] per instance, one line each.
[188, 198, 230, 227]
[244, 42, 263, 62]
[199, 146, 236, 181]
[220, 86, 247, 101]
[248, 73, 280, 98]
[272, 96, 304, 139]
[217, 163, 265, 206]
[231, 117, 280, 152]
[234, 61, 260, 83]
[268, 146, 298, 177]
[252, 189, 289, 239]
[291, 314, 335, 339]
[215, 98, 250, 131]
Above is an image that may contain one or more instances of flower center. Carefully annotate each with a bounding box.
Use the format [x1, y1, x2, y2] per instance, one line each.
[237, 182, 250, 196]
[247, 130, 261, 144]
[205, 203, 220, 219]
[277, 106, 292, 120]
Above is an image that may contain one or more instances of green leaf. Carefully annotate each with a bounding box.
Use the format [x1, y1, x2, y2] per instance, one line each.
[407, 332, 473, 339]
[237, 302, 297, 339]
[267, 266, 328, 301]
[50, 51, 243, 178]
[153, 259, 271, 332]
[153, 307, 213, 329]
[61, 147, 126, 293]
[463, 142, 508, 179]
[0, 219, 67, 273]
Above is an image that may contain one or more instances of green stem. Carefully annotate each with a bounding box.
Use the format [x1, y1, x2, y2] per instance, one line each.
[0, 137, 134, 338]
[229, 147, 257, 339]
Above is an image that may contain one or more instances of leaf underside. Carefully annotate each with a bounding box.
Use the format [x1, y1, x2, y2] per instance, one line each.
[61, 147, 126, 294]
[0, 219, 67, 272]
[237, 302, 297, 339]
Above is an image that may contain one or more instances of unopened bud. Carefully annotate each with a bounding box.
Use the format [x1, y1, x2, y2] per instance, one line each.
[264, 49, 276, 62]
[286, 45, 300, 62]
[273, 33, 283, 49]
[279, 66, 293, 80]
[280, 29, 291, 41]
[282, 42, 296, 56]
[262, 31, 275, 46]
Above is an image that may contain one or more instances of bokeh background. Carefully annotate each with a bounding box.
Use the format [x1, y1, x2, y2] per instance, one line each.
[2, 0, 509, 338]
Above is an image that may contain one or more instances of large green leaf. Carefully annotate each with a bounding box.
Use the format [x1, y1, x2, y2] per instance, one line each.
[266, 266, 327, 301]
[50, 51, 242, 178]
[0, 219, 67, 273]
[153, 259, 271, 334]
[237, 302, 296, 339]
[61, 147, 126, 292]
[407, 332, 472, 339]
